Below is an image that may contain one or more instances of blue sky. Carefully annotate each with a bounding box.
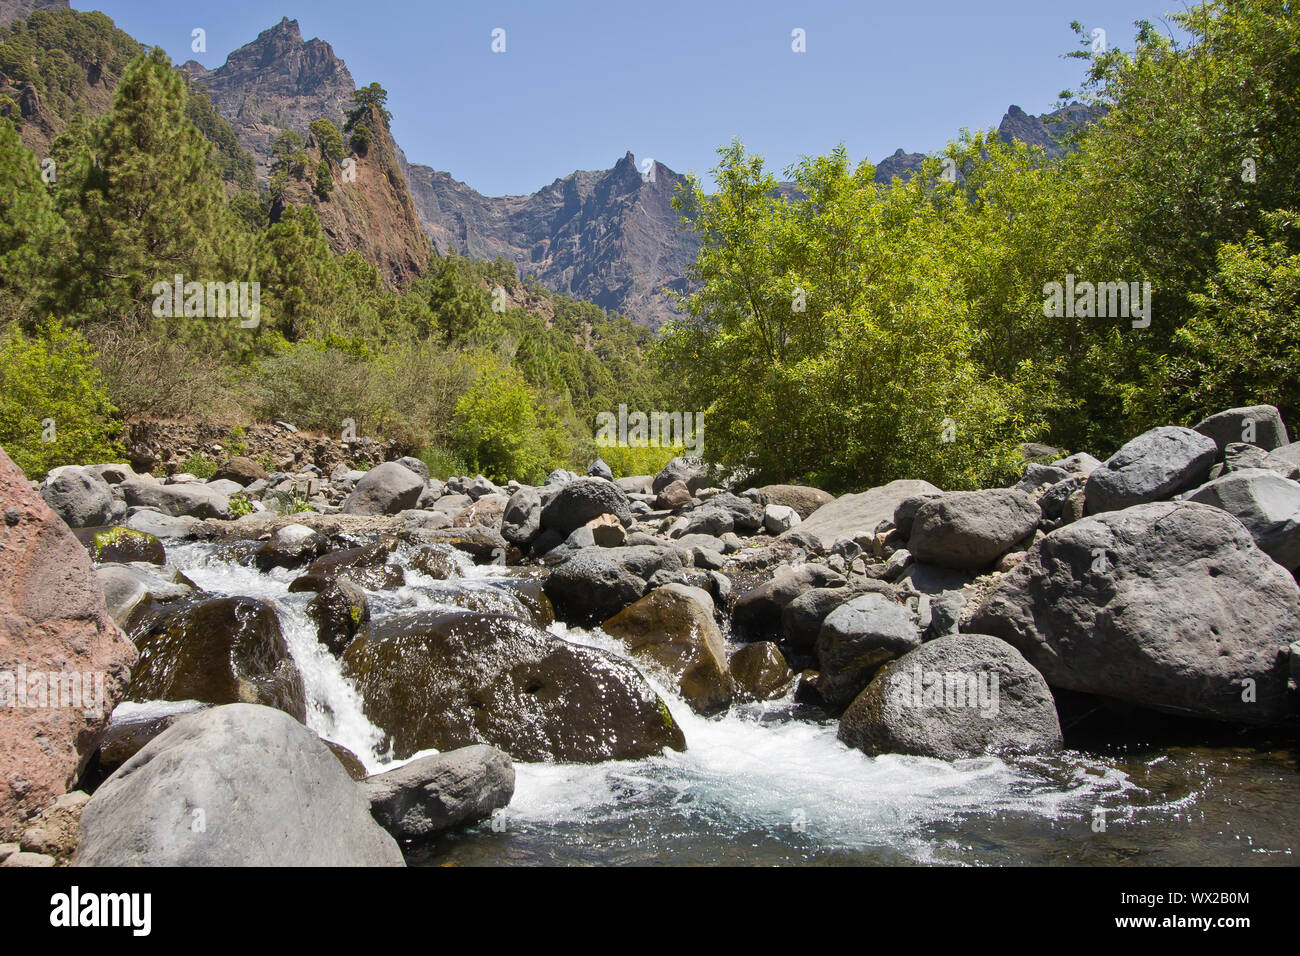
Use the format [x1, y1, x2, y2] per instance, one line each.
[87, 0, 1188, 195]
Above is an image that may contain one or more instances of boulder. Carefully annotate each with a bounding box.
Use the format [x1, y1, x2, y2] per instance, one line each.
[838, 635, 1062, 760]
[126, 596, 307, 722]
[816, 593, 920, 709]
[907, 489, 1040, 571]
[122, 509, 197, 539]
[501, 486, 543, 548]
[307, 579, 371, 655]
[763, 503, 801, 534]
[40, 467, 116, 528]
[543, 551, 647, 624]
[1263, 442, 1300, 480]
[784, 480, 941, 551]
[652, 457, 711, 494]
[539, 478, 632, 536]
[75, 704, 404, 866]
[1185, 468, 1300, 571]
[586, 459, 614, 480]
[670, 505, 733, 538]
[342, 462, 425, 516]
[892, 493, 944, 538]
[968, 501, 1300, 725]
[343, 610, 686, 761]
[758, 484, 834, 520]
[1193, 404, 1289, 454]
[0, 447, 136, 840]
[602, 585, 732, 715]
[212, 456, 267, 486]
[19, 790, 89, 860]
[91, 700, 210, 778]
[121, 478, 233, 520]
[730, 642, 794, 701]
[363, 745, 514, 842]
[732, 564, 847, 642]
[252, 524, 327, 571]
[654, 479, 693, 510]
[1051, 452, 1103, 476]
[1223, 442, 1270, 473]
[74, 526, 165, 565]
[452, 493, 507, 529]
[395, 456, 430, 481]
[1084, 426, 1218, 514]
[288, 541, 405, 593]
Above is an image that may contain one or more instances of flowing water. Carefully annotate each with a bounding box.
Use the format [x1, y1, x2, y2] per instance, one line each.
[164, 541, 1300, 867]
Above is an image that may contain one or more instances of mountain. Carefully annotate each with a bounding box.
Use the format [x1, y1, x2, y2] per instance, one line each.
[404, 152, 696, 330]
[0, 0, 66, 27]
[185, 17, 354, 182]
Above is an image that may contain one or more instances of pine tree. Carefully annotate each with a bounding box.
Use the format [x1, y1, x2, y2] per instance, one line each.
[0, 117, 65, 322]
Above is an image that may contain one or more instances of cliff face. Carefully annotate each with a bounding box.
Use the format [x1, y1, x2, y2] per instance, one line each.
[278, 104, 431, 288]
[191, 18, 428, 287]
[0, 0, 66, 27]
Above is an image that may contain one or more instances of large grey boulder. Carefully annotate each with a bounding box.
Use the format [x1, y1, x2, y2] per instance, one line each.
[652, 456, 711, 494]
[342, 462, 425, 516]
[969, 501, 1300, 725]
[907, 489, 1040, 570]
[816, 592, 920, 709]
[1263, 443, 1300, 480]
[1084, 426, 1218, 514]
[40, 466, 116, 528]
[783, 480, 941, 551]
[758, 484, 834, 519]
[121, 478, 233, 520]
[75, 704, 404, 866]
[1185, 468, 1300, 571]
[1193, 404, 1289, 454]
[732, 564, 846, 642]
[501, 486, 543, 548]
[539, 477, 632, 536]
[362, 745, 514, 842]
[838, 634, 1062, 760]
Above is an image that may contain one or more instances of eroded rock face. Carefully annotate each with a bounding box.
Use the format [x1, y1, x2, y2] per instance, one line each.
[342, 610, 686, 762]
[838, 635, 1062, 760]
[0, 447, 137, 840]
[75, 704, 404, 866]
[968, 501, 1300, 725]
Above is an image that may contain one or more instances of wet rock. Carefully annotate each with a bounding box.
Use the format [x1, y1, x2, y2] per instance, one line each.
[252, 523, 326, 571]
[544, 550, 647, 624]
[307, 579, 370, 655]
[75, 704, 404, 866]
[730, 642, 794, 701]
[92, 700, 211, 778]
[343, 610, 686, 762]
[602, 585, 732, 715]
[126, 596, 307, 722]
[288, 541, 404, 593]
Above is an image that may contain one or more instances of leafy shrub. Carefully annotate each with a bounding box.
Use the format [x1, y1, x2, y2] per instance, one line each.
[0, 319, 120, 479]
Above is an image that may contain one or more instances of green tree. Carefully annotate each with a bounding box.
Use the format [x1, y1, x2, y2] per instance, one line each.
[308, 118, 345, 160]
[0, 116, 65, 320]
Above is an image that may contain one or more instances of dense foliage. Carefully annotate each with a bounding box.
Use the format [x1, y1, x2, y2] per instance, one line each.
[660, 0, 1300, 490]
[0, 11, 667, 480]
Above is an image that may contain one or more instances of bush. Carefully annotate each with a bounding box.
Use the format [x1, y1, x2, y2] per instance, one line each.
[0, 319, 120, 479]
[178, 453, 217, 479]
[415, 445, 469, 481]
[451, 360, 570, 483]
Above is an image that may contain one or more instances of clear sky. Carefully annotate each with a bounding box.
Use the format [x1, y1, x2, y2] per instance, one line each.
[86, 0, 1188, 196]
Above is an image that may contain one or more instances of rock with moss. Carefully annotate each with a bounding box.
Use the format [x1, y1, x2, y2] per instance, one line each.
[74, 525, 165, 565]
